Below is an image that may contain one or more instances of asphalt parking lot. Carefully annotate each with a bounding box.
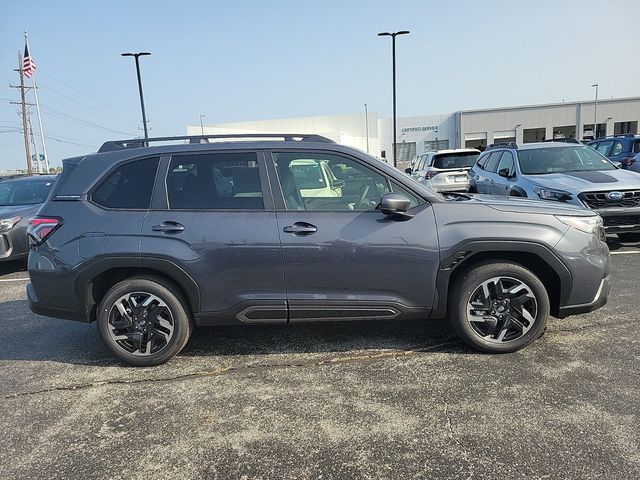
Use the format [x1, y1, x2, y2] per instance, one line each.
[1, 241, 639, 480]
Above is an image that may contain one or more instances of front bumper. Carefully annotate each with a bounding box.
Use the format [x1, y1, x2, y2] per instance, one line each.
[557, 274, 610, 317]
[0, 226, 29, 262]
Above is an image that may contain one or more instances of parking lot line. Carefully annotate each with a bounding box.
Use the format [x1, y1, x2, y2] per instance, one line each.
[0, 278, 29, 282]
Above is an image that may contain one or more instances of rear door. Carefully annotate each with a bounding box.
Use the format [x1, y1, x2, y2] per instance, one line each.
[140, 150, 287, 324]
[268, 149, 439, 322]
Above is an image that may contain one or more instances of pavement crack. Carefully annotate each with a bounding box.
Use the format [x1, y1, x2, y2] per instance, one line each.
[444, 402, 475, 480]
[3, 340, 458, 399]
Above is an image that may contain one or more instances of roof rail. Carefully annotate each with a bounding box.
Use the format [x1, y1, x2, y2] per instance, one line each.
[98, 133, 335, 153]
[542, 137, 581, 144]
[486, 141, 518, 150]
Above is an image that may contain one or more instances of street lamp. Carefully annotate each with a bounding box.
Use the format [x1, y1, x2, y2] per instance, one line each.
[591, 83, 599, 139]
[121, 52, 151, 139]
[199, 114, 205, 135]
[378, 30, 410, 168]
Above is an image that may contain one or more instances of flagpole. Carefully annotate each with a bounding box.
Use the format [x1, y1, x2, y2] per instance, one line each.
[25, 32, 49, 173]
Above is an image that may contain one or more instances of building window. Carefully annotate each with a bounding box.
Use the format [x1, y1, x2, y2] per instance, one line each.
[424, 139, 449, 151]
[583, 124, 606, 140]
[493, 130, 516, 144]
[393, 142, 416, 164]
[523, 128, 546, 143]
[464, 132, 487, 150]
[614, 121, 638, 135]
[553, 125, 576, 140]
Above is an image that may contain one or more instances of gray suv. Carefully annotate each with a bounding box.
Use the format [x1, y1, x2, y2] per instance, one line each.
[469, 142, 640, 242]
[27, 134, 611, 366]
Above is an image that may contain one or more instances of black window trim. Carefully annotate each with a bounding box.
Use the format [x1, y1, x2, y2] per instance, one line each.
[158, 149, 274, 212]
[264, 149, 428, 213]
[89, 154, 161, 212]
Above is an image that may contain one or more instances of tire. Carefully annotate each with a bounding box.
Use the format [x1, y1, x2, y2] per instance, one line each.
[448, 261, 549, 353]
[617, 232, 640, 243]
[97, 276, 193, 367]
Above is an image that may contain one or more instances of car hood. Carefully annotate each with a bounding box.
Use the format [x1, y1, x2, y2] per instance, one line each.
[0, 204, 40, 220]
[457, 193, 594, 216]
[522, 169, 640, 192]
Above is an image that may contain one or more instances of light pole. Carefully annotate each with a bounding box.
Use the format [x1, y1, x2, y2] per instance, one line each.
[199, 114, 205, 135]
[591, 83, 599, 139]
[364, 103, 370, 154]
[378, 30, 409, 168]
[121, 52, 151, 139]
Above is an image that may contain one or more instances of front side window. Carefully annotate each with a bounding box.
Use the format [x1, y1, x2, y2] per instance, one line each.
[593, 140, 613, 156]
[274, 152, 392, 211]
[495, 151, 516, 176]
[517, 146, 615, 175]
[93, 157, 158, 209]
[167, 152, 263, 210]
[611, 141, 623, 156]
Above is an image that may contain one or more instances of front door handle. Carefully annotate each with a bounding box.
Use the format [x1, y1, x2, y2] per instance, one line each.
[152, 221, 185, 233]
[283, 222, 317, 236]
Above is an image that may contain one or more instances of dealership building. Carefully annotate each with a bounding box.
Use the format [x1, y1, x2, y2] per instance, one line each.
[188, 96, 640, 165]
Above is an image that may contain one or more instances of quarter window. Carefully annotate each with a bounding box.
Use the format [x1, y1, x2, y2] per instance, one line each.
[274, 152, 391, 212]
[167, 152, 263, 210]
[92, 157, 159, 209]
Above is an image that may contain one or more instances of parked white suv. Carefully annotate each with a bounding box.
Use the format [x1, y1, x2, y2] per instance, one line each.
[405, 148, 480, 193]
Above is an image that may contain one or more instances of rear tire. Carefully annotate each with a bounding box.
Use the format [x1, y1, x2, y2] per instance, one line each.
[617, 232, 640, 243]
[97, 276, 193, 367]
[449, 261, 549, 353]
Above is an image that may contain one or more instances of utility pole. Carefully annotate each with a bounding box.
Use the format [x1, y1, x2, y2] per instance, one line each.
[27, 112, 40, 173]
[200, 114, 205, 135]
[591, 83, 599, 139]
[14, 50, 32, 174]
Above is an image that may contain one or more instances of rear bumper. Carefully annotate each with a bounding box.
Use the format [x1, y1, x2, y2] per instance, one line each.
[557, 274, 610, 317]
[27, 281, 88, 322]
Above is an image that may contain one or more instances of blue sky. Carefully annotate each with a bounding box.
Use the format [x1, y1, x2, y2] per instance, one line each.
[1, 0, 639, 169]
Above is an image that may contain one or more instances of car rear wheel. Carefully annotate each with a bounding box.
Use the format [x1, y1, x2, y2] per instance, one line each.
[97, 276, 193, 367]
[617, 232, 640, 243]
[449, 261, 549, 353]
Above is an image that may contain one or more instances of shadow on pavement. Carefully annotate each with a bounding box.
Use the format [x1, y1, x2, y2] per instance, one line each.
[0, 299, 465, 366]
[0, 260, 28, 276]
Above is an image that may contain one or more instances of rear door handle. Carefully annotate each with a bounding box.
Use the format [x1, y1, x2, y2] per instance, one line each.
[152, 221, 184, 233]
[283, 222, 317, 235]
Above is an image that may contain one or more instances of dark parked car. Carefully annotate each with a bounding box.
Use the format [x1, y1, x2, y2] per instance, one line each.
[468, 142, 640, 242]
[588, 134, 640, 169]
[0, 175, 56, 262]
[28, 135, 610, 366]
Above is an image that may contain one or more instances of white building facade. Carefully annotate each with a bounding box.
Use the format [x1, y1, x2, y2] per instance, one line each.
[188, 96, 640, 165]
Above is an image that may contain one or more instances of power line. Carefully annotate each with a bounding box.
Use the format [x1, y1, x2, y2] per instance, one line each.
[39, 104, 137, 136]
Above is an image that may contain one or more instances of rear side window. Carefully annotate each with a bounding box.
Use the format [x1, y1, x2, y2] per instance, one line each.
[167, 152, 263, 210]
[92, 157, 158, 209]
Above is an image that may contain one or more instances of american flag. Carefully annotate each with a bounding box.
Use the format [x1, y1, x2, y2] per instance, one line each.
[23, 43, 36, 78]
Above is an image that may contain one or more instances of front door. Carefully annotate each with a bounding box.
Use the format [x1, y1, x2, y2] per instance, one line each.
[268, 150, 440, 322]
[140, 150, 287, 324]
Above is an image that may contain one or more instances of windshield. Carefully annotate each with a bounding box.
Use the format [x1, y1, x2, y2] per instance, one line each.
[0, 178, 55, 206]
[433, 152, 479, 169]
[518, 146, 616, 175]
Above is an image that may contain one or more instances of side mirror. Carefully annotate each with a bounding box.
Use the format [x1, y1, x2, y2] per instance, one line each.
[378, 193, 413, 219]
[332, 179, 346, 189]
[498, 168, 512, 178]
[404, 168, 412, 174]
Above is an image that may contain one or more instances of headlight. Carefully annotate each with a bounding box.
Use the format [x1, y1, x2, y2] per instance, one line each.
[533, 185, 572, 201]
[0, 216, 22, 233]
[556, 215, 603, 235]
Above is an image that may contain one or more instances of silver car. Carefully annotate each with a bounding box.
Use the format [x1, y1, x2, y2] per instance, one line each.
[405, 148, 480, 193]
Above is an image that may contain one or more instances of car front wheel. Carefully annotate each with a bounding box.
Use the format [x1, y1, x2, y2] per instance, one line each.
[449, 261, 549, 353]
[97, 276, 193, 367]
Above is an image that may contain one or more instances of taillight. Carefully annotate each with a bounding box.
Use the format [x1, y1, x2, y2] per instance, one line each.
[27, 216, 62, 246]
[425, 171, 440, 180]
[621, 157, 636, 168]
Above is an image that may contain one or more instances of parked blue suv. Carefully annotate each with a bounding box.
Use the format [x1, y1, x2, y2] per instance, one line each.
[588, 134, 640, 169]
[468, 141, 640, 242]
